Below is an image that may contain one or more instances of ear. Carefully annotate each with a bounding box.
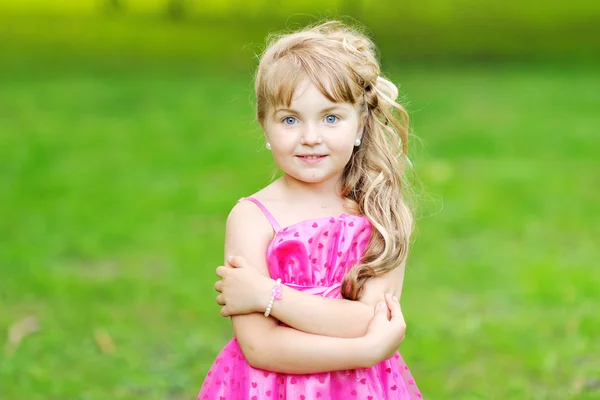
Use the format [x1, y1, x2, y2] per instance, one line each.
[261, 122, 270, 143]
[356, 119, 365, 142]
[358, 111, 368, 138]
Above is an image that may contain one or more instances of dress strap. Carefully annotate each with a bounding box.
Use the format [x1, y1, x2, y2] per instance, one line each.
[238, 197, 281, 232]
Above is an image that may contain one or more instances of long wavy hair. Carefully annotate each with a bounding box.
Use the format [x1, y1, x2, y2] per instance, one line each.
[254, 20, 413, 300]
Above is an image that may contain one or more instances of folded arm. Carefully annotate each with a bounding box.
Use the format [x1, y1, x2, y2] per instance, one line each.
[265, 262, 406, 337]
[222, 201, 402, 373]
[220, 205, 407, 338]
[233, 313, 375, 373]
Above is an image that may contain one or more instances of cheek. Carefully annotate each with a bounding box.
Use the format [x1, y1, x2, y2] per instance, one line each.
[340, 148, 356, 166]
[267, 125, 294, 148]
[332, 140, 358, 169]
[269, 137, 297, 167]
[330, 136, 357, 157]
[271, 136, 295, 154]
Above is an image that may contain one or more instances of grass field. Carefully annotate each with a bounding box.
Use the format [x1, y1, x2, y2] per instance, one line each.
[0, 50, 599, 400]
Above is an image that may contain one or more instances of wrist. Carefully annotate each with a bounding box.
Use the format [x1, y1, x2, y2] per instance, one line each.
[263, 278, 283, 317]
[256, 277, 276, 313]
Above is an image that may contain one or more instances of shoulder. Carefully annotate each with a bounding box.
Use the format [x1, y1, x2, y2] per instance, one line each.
[225, 198, 274, 244]
[224, 198, 275, 272]
[228, 180, 285, 226]
[227, 199, 268, 229]
[227, 177, 289, 232]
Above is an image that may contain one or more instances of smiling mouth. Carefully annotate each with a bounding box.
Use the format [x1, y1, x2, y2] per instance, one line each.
[297, 155, 327, 159]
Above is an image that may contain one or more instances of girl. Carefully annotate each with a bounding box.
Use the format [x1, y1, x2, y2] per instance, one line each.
[198, 20, 422, 399]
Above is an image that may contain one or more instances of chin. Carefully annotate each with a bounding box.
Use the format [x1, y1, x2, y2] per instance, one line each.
[287, 170, 338, 185]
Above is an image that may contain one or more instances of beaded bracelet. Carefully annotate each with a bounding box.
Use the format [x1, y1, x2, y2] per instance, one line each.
[264, 278, 283, 317]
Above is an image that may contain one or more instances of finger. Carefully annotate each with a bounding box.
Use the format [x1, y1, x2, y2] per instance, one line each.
[386, 294, 406, 340]
[374, 301, 388, 317]
[216, 294, 225, 306]
[214, 280, 223, 293]
[216, 266, 228, 278]
[227, 255, 246, 268]
[386, 293, 403, 321]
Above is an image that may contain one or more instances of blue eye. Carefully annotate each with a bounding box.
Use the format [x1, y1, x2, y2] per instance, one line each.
[282, 117, 297, 125]
[325, 115, 339, 123]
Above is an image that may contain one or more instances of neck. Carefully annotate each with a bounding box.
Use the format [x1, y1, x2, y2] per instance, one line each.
[280, 174, 344, 207]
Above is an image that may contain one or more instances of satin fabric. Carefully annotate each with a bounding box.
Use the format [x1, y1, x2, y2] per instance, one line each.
[198, 210, 422, 399]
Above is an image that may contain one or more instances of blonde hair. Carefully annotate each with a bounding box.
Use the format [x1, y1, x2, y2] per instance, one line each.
[254, 20, 413, 300]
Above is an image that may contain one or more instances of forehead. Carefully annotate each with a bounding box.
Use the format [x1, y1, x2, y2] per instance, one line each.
[258, 49, 361, 117]
[271, 77, 355, 114]
[293, 79, 348, 106]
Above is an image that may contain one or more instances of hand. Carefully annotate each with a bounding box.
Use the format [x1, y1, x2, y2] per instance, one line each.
[214, 255, 273, 317]
[362, 293, 406, 365]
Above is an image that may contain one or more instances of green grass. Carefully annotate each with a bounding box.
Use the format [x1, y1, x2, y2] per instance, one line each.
[0, 62, 599, 399]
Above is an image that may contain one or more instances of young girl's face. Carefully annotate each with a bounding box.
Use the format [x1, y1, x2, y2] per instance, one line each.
[263, 77, 362, 186]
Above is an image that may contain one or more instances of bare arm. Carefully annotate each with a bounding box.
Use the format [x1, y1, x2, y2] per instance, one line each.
[222, 202, 403, 373]
[222, 247, 406, 338]
[235, 314, 372, 373]
[265, 262, 406, 338]
[237, 296, 402, 374]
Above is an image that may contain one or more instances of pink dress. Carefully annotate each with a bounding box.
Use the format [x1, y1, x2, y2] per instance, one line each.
[198, 197, 422, 399]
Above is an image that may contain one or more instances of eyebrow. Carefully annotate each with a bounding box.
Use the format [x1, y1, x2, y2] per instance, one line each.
[273, 105, 347, 115]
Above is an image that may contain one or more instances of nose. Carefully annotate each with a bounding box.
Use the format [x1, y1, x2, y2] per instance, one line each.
[301, 123, 322, 145]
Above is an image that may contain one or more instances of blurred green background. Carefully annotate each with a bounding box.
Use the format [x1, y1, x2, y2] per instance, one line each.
[0, 1, 599, 399]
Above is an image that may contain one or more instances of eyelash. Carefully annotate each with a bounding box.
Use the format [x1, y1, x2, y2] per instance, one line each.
[281, 115, 340, 125]
[281, 116, 295, 125]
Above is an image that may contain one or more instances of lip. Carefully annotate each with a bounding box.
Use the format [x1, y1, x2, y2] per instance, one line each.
[296, 154, 327, 164]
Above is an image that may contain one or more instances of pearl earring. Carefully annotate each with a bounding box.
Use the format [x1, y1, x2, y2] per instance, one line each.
[266, 142, 271, 150]
[354, 138, 361, 147]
